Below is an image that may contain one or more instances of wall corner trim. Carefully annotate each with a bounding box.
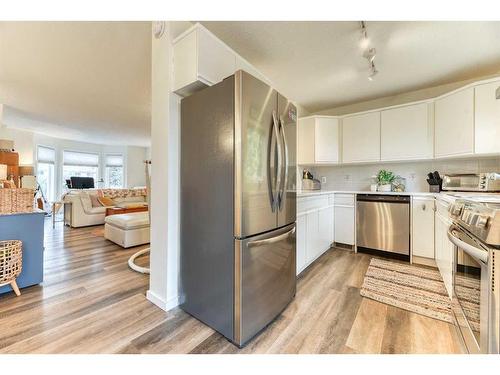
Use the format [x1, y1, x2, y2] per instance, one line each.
[146, 289, 179, 312]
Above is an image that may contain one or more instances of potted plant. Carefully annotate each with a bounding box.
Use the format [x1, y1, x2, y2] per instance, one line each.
[376, 169, 395, 192]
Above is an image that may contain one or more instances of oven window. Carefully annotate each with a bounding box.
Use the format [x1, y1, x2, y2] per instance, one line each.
[455, 248, 482, 344]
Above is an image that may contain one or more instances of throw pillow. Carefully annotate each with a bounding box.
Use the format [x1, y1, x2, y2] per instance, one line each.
[90, 194, 102, 207]
[97, 196, 115, 207]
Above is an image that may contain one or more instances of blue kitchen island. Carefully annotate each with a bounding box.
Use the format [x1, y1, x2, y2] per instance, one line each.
[0, 210, 45, 295]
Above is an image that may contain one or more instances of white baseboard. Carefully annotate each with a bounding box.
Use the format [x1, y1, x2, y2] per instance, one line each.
[146, 289, 179, 312]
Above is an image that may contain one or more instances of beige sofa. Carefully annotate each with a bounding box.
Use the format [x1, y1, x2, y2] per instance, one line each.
[63, 188, 147, 228]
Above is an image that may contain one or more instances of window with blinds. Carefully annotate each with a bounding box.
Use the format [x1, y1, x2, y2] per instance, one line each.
[63, 150, 99, 167]
[37, 145, 56, 164]
[62, 150, 99, 186]
[105, 154, 124, 188]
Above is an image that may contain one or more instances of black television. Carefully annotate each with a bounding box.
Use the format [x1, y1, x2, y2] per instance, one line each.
[70, 177, 95, 189]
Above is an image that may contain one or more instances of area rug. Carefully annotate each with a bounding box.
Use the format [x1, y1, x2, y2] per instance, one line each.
[360, 258, 453, 323]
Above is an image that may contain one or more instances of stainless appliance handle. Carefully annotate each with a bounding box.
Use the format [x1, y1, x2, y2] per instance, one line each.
[248, 227, 296, 248]
[272, 111, 282, 210]
[447, 226, 489, 264]
[278, 115, 289, 210]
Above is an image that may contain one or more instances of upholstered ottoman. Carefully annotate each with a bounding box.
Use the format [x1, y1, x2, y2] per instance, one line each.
[104, 212, 150, 248]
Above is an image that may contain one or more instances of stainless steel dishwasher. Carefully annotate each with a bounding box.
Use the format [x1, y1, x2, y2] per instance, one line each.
[356, 194, 410, 256]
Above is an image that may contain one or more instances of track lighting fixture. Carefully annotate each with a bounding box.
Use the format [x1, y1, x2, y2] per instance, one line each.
[359, 21, 379, 81]
[363, 47, 377, 63]
[368, 62, 378, 81]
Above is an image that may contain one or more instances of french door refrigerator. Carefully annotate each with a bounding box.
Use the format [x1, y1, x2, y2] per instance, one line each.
[180, 70, 297, 347]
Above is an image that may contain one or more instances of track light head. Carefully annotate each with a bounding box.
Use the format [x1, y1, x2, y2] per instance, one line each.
[368, 63, 378, 81]
[363, 47, 377, 63]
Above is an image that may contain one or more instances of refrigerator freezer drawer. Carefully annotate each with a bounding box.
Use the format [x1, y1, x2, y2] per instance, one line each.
[234, 223, 296, 346]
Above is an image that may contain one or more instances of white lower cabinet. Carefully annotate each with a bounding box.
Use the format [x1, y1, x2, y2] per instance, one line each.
[296, 195, 335, 275]
[305, 210, 321, 264]
[318, 206, 334, 254]
[334, 194, 355, 245]
[296, 213, 307, 275]
[411, 196, 435, 259]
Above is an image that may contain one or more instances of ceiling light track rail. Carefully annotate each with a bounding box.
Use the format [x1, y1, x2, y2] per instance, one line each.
[359, 21, 378, 81]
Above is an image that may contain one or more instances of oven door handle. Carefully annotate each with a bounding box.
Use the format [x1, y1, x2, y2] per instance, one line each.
[447, 226, 489, 264]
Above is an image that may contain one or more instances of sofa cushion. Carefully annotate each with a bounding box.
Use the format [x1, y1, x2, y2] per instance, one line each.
[98, 196, 115, 207]
[90, 194, 102, 207]
[114, 196, 145, 203]
[105, 212, 149, 230]
[80, 192, 93, 213]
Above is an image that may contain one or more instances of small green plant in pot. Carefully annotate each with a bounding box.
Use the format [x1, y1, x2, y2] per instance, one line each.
[376, 169, 395, 192]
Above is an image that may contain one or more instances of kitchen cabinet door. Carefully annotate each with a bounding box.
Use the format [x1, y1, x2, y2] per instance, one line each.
[334, 205, 355, 245]
[298, 116, 339, 165]
[318, 206, 334, 253]
[435, 87, 474, 158]
[173, 25, 236, 97]
[315, 118, 340, 163]
[474, 80, 500, 155]
[342, 112, 381, 163]
[412, 197, 435, 259]
[381, 103, 433, 161]
[305, 210, 322, 264]
[296, 213, 307, 275]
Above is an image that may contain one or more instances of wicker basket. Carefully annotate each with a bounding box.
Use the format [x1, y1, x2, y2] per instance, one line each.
[0, 188, 34, 214]
[12, 188, 34, 213]
[0, 240, 23, 287]
[0, 189, 13, 214]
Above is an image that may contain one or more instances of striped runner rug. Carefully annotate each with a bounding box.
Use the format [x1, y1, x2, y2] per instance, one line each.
[360, 258, 453, 323]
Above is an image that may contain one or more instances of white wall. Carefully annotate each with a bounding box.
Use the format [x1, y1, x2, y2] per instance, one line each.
[0, 125, 35, 165]
[307, 156, 500, 192]
[0, 125, 148, 198]
[147, 21, 183, 311]
[314, 73, 500, 117]
[126, 146, 147, 188]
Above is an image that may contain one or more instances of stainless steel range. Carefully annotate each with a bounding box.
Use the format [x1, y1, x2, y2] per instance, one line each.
[448, 196, 500, 354]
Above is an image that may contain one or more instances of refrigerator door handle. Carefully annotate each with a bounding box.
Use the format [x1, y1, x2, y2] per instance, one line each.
[272, 110, 282, 211]
[278, 115, 289, 210]
[247, 226, 296, 248]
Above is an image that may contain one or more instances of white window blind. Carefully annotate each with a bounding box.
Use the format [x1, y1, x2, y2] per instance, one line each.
[37, 146, 56, 164]
[105, 154, 123, 167]
[63, 150, 99, 167]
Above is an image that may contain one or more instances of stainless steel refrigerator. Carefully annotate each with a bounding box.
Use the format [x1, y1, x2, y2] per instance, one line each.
[180, 70, 297, 347]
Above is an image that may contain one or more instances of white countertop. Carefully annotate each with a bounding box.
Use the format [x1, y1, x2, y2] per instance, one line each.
[296, 189, 437, 198]
[296, 190, 500, 204]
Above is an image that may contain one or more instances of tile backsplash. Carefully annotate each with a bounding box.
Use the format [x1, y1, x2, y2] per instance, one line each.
[305, 156, 500, 192]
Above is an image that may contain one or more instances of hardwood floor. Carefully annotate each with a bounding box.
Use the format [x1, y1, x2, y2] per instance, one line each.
[0, 220, 463, 354]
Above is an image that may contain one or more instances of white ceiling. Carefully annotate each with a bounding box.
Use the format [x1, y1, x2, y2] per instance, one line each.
[0, 22, 151, 146]
[2, 21, 500, 146]
[202, 21, 500, 112]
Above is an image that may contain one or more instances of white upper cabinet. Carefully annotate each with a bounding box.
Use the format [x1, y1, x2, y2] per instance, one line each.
[298, 116, 340, 164]
[173, 25, 236, 97]
[435, 87, 474, 158]
[342, 112, 381, 163]
[381, 103, 433, 161]
[474, 80, 500, 155]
